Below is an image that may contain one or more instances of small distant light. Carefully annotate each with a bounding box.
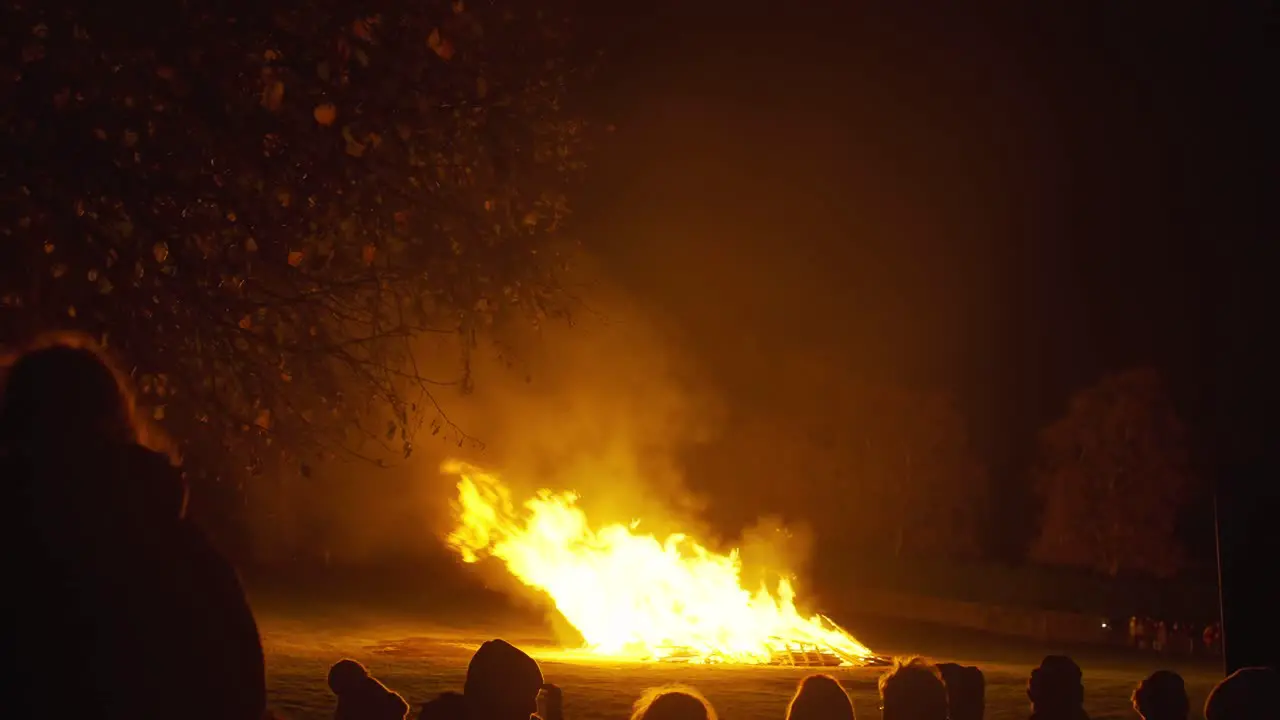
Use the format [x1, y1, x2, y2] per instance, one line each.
[1101, 622, 1109, 629]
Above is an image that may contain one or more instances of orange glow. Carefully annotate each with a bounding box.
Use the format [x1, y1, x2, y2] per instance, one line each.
[444, 460, 875, 665]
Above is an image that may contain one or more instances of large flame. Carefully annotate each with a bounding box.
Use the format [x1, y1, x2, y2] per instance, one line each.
[443, 460, 875, 665]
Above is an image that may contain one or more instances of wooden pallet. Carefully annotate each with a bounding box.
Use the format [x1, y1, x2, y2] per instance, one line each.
[770, 647, 846, 667]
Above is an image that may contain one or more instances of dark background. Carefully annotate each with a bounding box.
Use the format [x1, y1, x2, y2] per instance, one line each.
[564, 2, 1270, 565]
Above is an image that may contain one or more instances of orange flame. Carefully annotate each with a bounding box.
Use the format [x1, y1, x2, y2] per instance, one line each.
[443, 460, 875, 665]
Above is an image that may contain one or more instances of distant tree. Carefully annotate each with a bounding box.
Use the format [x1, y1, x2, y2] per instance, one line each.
[1029, 368, 1194, 578]
[0, 0, 593, 481]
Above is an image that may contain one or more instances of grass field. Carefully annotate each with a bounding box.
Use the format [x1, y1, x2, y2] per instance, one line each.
[257, 600, 1224, 720]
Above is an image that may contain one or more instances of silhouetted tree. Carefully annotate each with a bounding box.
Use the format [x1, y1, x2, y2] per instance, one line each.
[1, 0, 593, 480]
[1030, 368, 1193, 578]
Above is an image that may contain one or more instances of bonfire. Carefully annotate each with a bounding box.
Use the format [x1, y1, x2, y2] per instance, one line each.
[444, 460, 882, 667]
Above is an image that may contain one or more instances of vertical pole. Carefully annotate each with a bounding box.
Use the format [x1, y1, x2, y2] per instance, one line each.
[1212, 483, 1227, 675]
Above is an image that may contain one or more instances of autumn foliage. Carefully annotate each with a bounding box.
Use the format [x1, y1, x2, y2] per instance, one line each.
[1030, 368, 1194, 579]
[0, 0, 593, 479]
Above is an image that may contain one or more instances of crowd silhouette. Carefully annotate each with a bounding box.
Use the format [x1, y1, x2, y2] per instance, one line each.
[337, 646, 1280, 720]
[0, 332, 1276, 719]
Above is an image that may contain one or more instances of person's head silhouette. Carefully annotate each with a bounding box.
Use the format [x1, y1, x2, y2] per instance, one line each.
[1204, 666, 1280, 720]
[463, 639, 544, 720]
[938, 663, 985, 720]
[879, 657, 947, 720]
[1028, 655, 1085, 720]
[0, 334, 139, 452]
[327, 659, 369, 695]
[1132, 670, 1188, 720]
[631, 685, 717, 720]
[787, 673, 855, 720]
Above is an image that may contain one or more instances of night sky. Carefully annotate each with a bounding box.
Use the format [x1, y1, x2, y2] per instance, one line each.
[567, 3, 1269, 559]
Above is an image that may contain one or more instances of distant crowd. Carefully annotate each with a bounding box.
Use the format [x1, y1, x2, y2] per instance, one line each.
[1125, 617, 1222, 657]
[0, 331, 1276, 719]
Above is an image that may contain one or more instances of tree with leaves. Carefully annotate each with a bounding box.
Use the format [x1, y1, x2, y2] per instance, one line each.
[1029, 367, 1194, 578]
[0, 0, 594, 490]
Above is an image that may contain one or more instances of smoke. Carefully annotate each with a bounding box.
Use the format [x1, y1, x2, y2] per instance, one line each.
[244, 259, 727, 571]
[438, 281, 724, 533]
[241, 255, 839, 629]
[738, 516, 816, 584]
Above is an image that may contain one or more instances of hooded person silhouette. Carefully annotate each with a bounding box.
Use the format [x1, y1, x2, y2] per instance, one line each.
[329, 659, 410, 720]
[1028, 656, 1088, 720]
[418, 639, 546, 720]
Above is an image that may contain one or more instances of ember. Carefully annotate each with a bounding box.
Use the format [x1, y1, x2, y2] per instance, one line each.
[444, 460, 881, 666]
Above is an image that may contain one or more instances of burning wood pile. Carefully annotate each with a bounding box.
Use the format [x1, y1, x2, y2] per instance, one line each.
[443, 461, 884, 667]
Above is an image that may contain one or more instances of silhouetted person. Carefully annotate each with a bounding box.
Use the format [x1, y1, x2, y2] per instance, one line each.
[329, 659, 410, 720]
[0, 334, 266, 720]
[536, 684, 564, 720]
[1131, 671, 1188, 720]
[1027, 655, 1088, 720]
[417, 639, 544, 720]
[787, 674, 855, 720]
[879, 657, 948, 720]
[630, 685, 717, 720]
[1203, 623, 1222, 656]
[1204, 666, 1280, 720]
[938, 663, 985, 720]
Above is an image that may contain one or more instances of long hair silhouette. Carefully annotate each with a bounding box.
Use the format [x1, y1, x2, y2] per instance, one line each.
[0, 330, 174, 460]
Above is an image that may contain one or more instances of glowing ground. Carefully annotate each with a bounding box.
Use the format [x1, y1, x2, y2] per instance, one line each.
[259, 609, 1223, 720]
